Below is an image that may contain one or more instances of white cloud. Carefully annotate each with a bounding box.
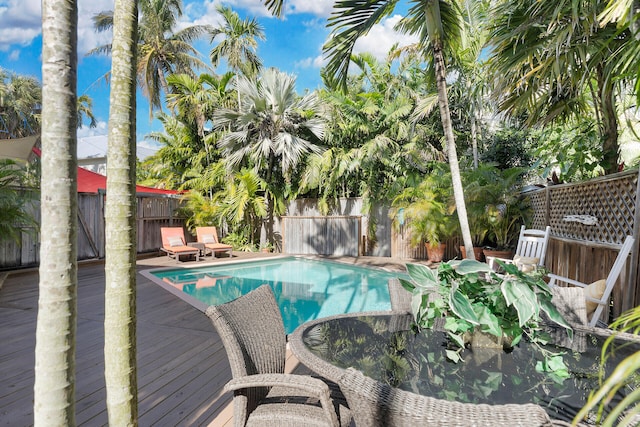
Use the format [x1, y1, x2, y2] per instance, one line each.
[185, 0, 334, 19]
[0, 0, 114, 56]
[286, 0, 334, 17]
[295, 55, 325, 69]
[353, 15, 418, 61]
[77, 121, 108, 138]
[0, 0, 41, 51]
[8, 50, 20, 61]
[77, 0, 115, 56]
[182, 0, 224, 29]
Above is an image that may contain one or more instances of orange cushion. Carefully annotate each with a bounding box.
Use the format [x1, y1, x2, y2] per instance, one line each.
[584, 279, 607, 317]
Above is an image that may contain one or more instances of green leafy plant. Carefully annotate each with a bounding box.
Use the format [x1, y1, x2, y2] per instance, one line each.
[462, 165, 531, 250]
[576, 306, 640, 426]
[389, 166, 455, 246]
[0, 159, 37, 243]
[400, 259, 573, 374]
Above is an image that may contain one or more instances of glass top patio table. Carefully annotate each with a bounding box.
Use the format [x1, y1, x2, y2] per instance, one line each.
[288, 311, 640, 424]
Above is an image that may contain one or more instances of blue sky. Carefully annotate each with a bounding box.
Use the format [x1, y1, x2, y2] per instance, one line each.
[0, 0, 415, 160]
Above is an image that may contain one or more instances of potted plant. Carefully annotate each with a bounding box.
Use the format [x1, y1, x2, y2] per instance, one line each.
[259, 241, 275, 253]
[458, 166, 495, 261]
[400, 259, 573, 372]
[390, 170, 455, 263]
[483, 168, 532, 258]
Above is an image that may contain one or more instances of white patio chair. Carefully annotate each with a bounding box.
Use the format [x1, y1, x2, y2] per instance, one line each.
[547, 235, 635, 327]
[486, 225, 551, 272]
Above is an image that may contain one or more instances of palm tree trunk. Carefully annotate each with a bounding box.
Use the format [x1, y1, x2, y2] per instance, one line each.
[425, 3, 474, 259]
[104, 0, 139, 424]
[470, 115, 478, 169]
[34, 1, 78, 425]
[597, 67, 620, 174]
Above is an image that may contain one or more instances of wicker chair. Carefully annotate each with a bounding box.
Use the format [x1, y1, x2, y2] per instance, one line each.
[205, 285, 351, 427]
[338, 367, 556, 427]
[388, 278, 412, 314]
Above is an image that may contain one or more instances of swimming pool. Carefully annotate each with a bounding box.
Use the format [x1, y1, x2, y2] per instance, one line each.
[142, 256, 405, 334]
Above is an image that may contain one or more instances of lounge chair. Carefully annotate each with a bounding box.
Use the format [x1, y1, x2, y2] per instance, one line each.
[205, 285, 352, 427]
[548, 235, 635, 327]
[160, 226, 200, 263]
[196, 226, 233, 258]
[486, 225, 551, 272]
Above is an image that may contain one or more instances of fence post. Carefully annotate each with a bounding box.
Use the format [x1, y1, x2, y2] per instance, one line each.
[630, 169, 640, 308]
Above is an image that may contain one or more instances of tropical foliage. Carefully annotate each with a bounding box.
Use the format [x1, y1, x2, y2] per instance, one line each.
[90, 0, 210, 117]
[0, 160, 36, 243]
[400, 260, 572, 367]
[14, 0, 640, 423]
[0, 68, 41, 139]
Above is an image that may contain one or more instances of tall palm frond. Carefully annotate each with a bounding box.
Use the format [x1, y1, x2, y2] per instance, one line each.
[209, 4, 265, 79]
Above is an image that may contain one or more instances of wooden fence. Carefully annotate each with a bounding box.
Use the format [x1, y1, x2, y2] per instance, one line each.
[281, 216, 362, 256]
[0, 192, 185, 270]
[526, 169, 640, 319]
[5, 169, 640, 321]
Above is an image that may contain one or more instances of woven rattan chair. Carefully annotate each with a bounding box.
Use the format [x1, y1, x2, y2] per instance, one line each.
[205, 285, 351, 427]
[338, 367, 556, 427]
[388, 278, 412, 314]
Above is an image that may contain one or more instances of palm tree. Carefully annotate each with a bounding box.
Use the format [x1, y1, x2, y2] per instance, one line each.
[77, 94, 97, 129]
[488, 0, 631, 174]
[34, 0, 78, 424]
[320, 0, 475, 258]
[0, 68, 41, 139]
[166, 72, 235, 142]
[214, 68, 326, 246]
[103, 0, 139, 424]
[90, 0, 210, 118]
[209, 4, 265, 106]
[600, 0, 640, 102]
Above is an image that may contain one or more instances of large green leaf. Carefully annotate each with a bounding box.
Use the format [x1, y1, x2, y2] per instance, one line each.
[452, 259, 494, 275]
[406, 263, 439, 289]
[539, 297, 573, 332]
[501, 278, 537, 326]
[399, 277, 416, 292]
[449, 288, 480, 325]
[475, 305, 502, 337]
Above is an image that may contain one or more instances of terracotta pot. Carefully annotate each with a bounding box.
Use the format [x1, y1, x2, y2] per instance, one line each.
[425, 242, 446, 263]
[482, 248, 513, 260]
[460, 246, 485, 262]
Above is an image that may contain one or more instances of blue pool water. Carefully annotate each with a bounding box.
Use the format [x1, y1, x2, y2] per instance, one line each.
[147, 257, 405, 334]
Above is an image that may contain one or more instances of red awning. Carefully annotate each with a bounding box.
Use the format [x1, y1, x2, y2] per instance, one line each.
[33, 147, 180, 195]
[77, 166, 180, 195]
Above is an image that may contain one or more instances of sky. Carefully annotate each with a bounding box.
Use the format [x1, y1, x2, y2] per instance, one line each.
[0, 0, 415, 161]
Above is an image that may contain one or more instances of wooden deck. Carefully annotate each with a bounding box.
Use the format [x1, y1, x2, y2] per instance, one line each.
[0, 252, 411, 426]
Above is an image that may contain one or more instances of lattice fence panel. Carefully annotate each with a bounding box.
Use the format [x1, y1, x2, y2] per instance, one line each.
[527, 190, 547, 230]
[528, 170, 637, 245]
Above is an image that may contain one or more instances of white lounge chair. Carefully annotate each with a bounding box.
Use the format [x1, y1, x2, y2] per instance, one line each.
[486, 225, 551, 272]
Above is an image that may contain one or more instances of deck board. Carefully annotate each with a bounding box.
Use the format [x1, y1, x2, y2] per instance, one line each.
[0, 257, 236, 427]
[0, 252, 410, 426]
